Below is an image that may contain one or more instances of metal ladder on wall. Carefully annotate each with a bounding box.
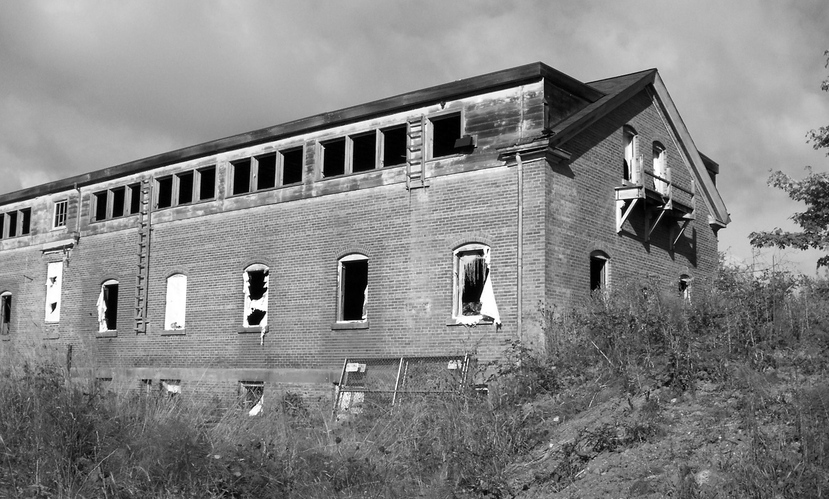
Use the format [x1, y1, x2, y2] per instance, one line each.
[134, 179, 152, 334]
[406, 115, 427, 190]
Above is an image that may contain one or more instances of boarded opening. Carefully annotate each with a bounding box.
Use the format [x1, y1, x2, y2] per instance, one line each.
[129, 184, 141, 215]
[341, 258, 368, 321]
[257, 153, 277, 190]
[282, 148, 303, 185]
[382, 125, 407, 167]
[351, 132, 376, 172]
[199, 167, 216, 200]
[232, 159, 252, 195]
[94, 192, 108, 221]
[156, 177, 173, 209]
[177, 171, 194, 204]
[432, 113, 461, 158]
[20, 209, 31, 235]
[322, 138, 346, 177]
[111, 187, 126, 217]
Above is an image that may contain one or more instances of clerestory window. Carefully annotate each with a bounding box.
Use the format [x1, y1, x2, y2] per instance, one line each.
[319, 126, 407, 179]
[231, 147, 304, 195]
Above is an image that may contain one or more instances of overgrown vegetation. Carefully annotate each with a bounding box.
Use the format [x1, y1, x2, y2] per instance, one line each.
[1, 262, 828, 497]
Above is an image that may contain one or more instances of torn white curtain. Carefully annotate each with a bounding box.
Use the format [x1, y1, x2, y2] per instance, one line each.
[161, 381, 181, 394]
[248, 396, 263, 416]
[243, 270, 269, 327]
[45, 262, 62, 322]
[164, 274, 187, 330]
[96, 287, 107, 332]
[479, 272, 501, 325]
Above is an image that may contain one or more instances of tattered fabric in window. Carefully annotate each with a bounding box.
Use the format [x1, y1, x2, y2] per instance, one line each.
[45, 262, 63, 323]
[456, 247, 501, 326]
[243, 266, 269, 327]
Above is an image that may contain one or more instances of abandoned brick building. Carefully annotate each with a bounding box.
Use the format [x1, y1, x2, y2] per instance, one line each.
[0, 62, 729, 407]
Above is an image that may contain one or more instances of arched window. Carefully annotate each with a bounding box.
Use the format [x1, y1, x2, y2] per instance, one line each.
[164, 274, 187, 330]
[243, 264, 269, 327]
[590, 251, 610, 292]
[1, 291, 11, 335]
[97, 279, 119, 332]
[653, 141, 668, 195]
[338, 254, 368, 322]
[623, 126, 639, 183]
[453, 244, 500, 325]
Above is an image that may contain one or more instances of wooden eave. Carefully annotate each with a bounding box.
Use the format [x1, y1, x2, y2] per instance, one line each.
[0, 62, 602, 205]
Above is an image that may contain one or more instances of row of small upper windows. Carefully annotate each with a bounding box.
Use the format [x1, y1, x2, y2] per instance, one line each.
[622, 126, 669, 190]
[0, 208, 32, 239]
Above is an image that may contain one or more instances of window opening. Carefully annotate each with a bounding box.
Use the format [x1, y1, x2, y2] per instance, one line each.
[110, 187, 125, 218]
[7, 212, 17, 237]
[198, 166, 216, 200]
[432, 113, 462, 158]
[45, 262, 63, 323]
[19, 209, 31, 235]
[140, 378, 153, 394]
[453, 245, 501, 325]
[240, 381, 264, 416]
[93, 192, 108, 221]
[0, 214, 4, 238]
[679, 274, 691, 301]
[129, 184, 141, 215]
[1, 292, 11, 335]
[232, 159, 252, 195]
[653, 142, 668, 195]
[156, 177, 173, 209]
[256, 153, 277, 190]
[282, 148, 303, 185]
[590, 252, 609, 292]
[53, 200, 68, 228]
[160, 379, 181, 396]
[164, 274, 187, 330]
[97, 280, 119, 332]
[382, 125, 407, 167]
[243, 265, 269, 327]
[623, 126, 638, 183]
[321, 138, 346, 177]
[338, 255, 368, 322]
[351, 133, 376, 173]
[177, 171, 194, 205]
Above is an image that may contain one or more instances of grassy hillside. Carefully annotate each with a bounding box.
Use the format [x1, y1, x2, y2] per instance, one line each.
[1, 263, 827, 498]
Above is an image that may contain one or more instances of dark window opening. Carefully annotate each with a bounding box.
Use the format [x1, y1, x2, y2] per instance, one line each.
[103, 282, 118, 330]
[1, 294, 11, 335]
[198, 167, 216, 200]
[232, 159, 252, 195]
[7, 212, 18, 237]
[383, 125, 407, 167]
[459, 251, 486, 316]
[20, 209, 31, 235]
[432, 114, 462, 158]
[129, 184, 141, 215]
[247, 309, 266, 326]
[94, 192, 108, 221]
[257, 154, 277, 190]
[282, 148, 303, 185]
[322, 138, 346, 177]
[590, 254, 608, 292]
[352, 133, 376, 172]
[341, 259, 368, 321]
[241, 381, 264, 412]
[177, 171, 194, 205]
[0, 215, 5, 238]
[111, 187, 126, 217]
[248, 269, 268, 301]
[156, 177, 173, 209]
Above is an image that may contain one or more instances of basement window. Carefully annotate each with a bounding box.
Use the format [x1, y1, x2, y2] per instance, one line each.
[240, 381, 264, 416]
[97, 279, 119, 332]
[53, 200, 68, 229]
[453, 244, 500, 326]
[338, 254, 368, 323]
[164, 274, 187, 331]
[44, 262, 63, 323]
[430, 113, 462, 158]
[160, 379, 181, 396]
[282, 147, 304, 185]
[140, 379, 153, 394]
[590, 251, 609, 293]
[1, 292, 11, 336]
[381, 125, 407, 167]
[243, 265, 269, 328]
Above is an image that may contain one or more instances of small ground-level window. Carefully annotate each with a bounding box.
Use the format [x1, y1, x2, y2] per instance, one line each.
[240, 381, 264, 416]
[453, 244, 501, 325]
[160, 379, 181, 396]
[338, 254, 368, 322]
[164, 274, 187, 330]
[1, 292, 11, 335]
[97, 279, 119, 332]
[590, 251, 610, 293]
[140, 379, 153, 394]
[45, 262, 63, 323]
[243, 265, 269, 327]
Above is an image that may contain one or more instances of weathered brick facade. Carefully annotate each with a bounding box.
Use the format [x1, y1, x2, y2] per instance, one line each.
[0, 63, 729, 407]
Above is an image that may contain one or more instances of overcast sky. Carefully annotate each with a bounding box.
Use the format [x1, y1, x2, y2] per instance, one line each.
[1, 1, 827, 275]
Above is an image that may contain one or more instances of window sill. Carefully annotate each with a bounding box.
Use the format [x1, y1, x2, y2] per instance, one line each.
[238, 326, 267, 334]
[96, 330, 118, 338]
[1, 336, 10, 342]
[446, 317, 496, 327]
[161, 329, 186, 336]
[331, 321, 369, 330]
[227, 182, 302, 198]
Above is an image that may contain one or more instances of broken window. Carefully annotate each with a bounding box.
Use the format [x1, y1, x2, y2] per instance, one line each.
[679, 274, 691, 301]
[44, 262, 63, 323]
[453, 244, 500, 326]
[623, 126, 639, 183]
[243, 264, 269, 328]
[653, 142, 668, 195]
[156, 176, 173, 209]
[240, 381, 264, 416]
[1, 292, 11, 336]
[97, 279, 119, 332]
[381, 125, 407, 167]
[160, 379, 181, 396]
[164, 274, 187, 330]
[590, 251, 609, 293]
[321, 138, 346, 177]
[431, 113, 462, 158]
[282, 147, 304, 185]
[53, 200, 68, 229]
[338, 254, 368, 322]
[140, 378, 153, 394]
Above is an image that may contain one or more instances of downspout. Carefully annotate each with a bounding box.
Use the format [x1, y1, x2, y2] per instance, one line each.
[516, 152, 524, 341]
[73, 183, 81, 242]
